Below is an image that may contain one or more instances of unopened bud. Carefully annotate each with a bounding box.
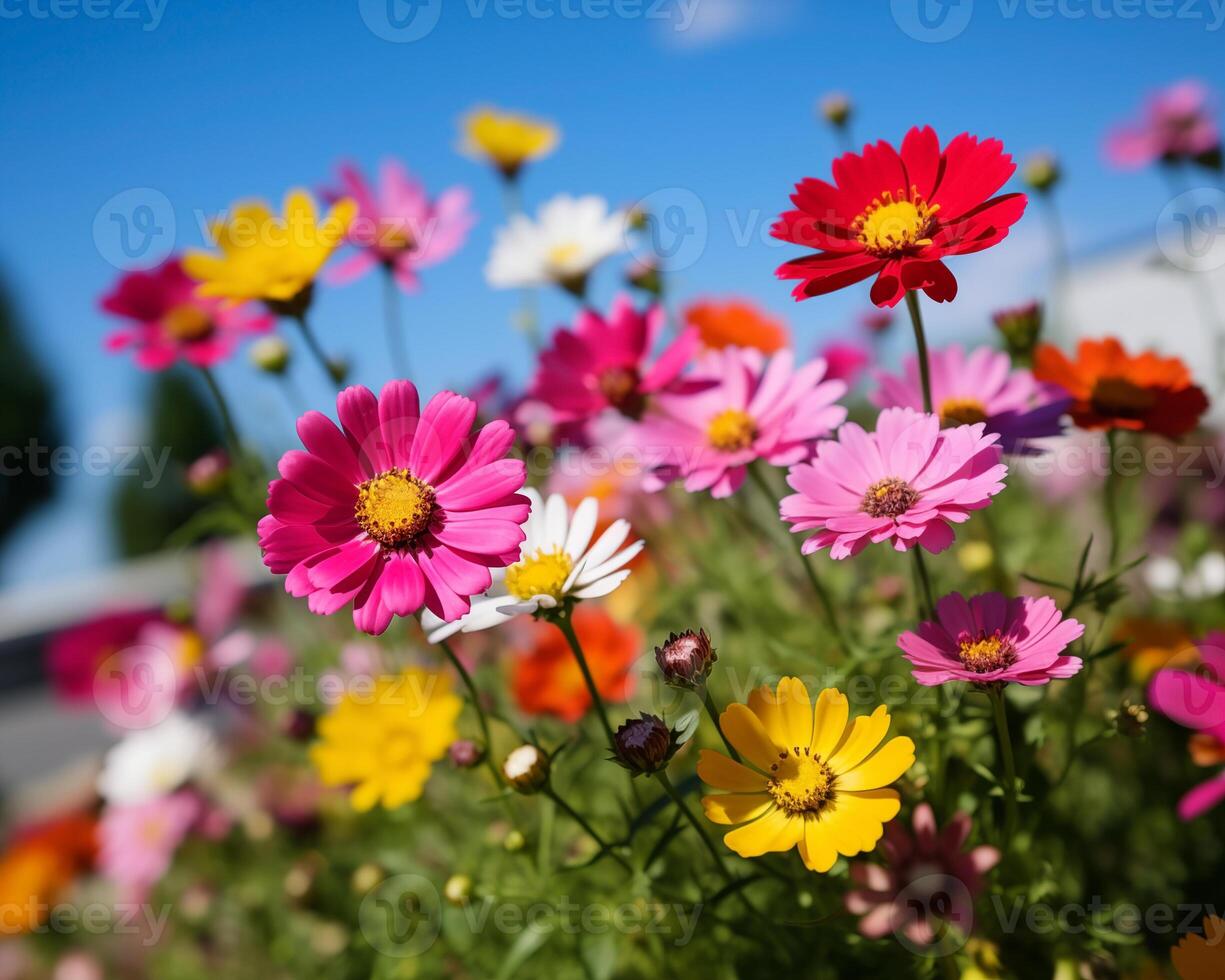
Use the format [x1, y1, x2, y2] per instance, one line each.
[1109, 699, 1149, 737]
[249, 336, 290, 374]
[186, 450, 230, 495]
[350, 862, 384, 895]
[992, 302, 1044, 362]
[655, 629, 716, 690]
[819, 92, 853, 128]
[1022, 152, 1061, 193]
[449, 739, 484, 769]
[502, 744, 549, 794]
[444, 874, 473, 906]
[503, 829, 526, 852]
[612, 713, 677, 775]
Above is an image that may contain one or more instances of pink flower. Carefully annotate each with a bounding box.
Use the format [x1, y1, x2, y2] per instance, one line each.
[1148, 633, 1225, 820]
[898, 592, 1084, 686]
[872, 345, 1069, 454]
[818, 340, 871, 386]
[101, 259, 274, 370]
[98, 791, 200, 902]
[635, 346, 847, 498]
[845, 804, 1000, 944]
[323, 160, 475, 290]
[258, 381, 530, 635]
[781, 408, 1006, 558]
[1106, 80, 1221, 169]
[525, 295, 698, 428]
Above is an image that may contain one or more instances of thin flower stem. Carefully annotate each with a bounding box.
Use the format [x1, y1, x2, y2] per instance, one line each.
[500, 175, 541, 349]
[292, 312, 344, 388]
[911, 547, 937, 621]
[382, 264, 409, 378]
[701, 688, 740, 763]
[654, 771, 731, 882]
[436, 637, 503, 790]
[903, 290, 934, 414]
[197, 366, 243, 458]
[989, 686, 1019, 846]
[544, 787, 633, 874]
[1104, 429, 1122, 567]
[551, 609, 618, 752]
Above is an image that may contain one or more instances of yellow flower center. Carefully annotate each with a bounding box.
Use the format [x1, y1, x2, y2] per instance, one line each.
[354, 468, 436, 549]
[707, 408, 756, 452]
[939, 396, 989, 427]
[505, 548, 574, 602]
[767, 748, 837, 816]
[852, 187, 940, 257]
[547, 242, 583, 271]
[956, 630, 1018, 674]
[162, 303, 214, 342]
[861, 477, 920, 519]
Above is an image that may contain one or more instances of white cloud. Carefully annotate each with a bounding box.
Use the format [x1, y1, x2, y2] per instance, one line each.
[658, 0, 797, 50]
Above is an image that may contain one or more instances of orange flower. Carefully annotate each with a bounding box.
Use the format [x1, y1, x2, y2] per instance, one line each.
[1033, 338, 1208, 437]
[1116, 617, 1197, 683]
[512, 607, 640, 723]
[1172, 914, 1225, 980]
[0, 813, 96, 935]
[683, 299, 790, 354]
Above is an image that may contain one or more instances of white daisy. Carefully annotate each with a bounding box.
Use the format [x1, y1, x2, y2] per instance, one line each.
[423, 489, 643, 642]
[97, 711, 218, 806]
[485, 194, 628, 292]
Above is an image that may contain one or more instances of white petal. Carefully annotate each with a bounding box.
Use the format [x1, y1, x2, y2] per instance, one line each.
[542, 493, 569, 551]
[571, 570, 632, 600]
[575, 539, 644, 587]
[579, 519, 631, 571]
[564, 497, 599, 561]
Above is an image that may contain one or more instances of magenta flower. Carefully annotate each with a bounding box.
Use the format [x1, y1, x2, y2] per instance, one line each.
[323, 160, 475, 290]
[258, 381, 529, 635]
[781, 408, 1006, 558]
[99, 791, 200, 902]
[872, 345, 1069, 455]
[636, 346, 847, 498]
[898, 592, 1084, 686]
[526, 295, 698, 428]
[1148, 632, 1225, 820]
[845, 803, 1000, 944]
[101, 258, 274, 370]
[1106, 80, 1221, 169]
[818, 340, 871, 386]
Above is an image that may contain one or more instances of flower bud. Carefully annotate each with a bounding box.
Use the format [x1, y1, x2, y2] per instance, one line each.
[1022, 152, 1061, 193]
[350, 862, 384, 895]
[655, 629, 716, 690]
[859, 309, 894, 335]
[626, 259, 662, 298]
[186, 449, 230, 495]
[992, 302, 1043, 362]
[1109, 699, 1149, 738]
[612, 713, 677, 775]
[249, 335, 291, 374]
[819, 92, 852, 128]
[449, 739, 485, 769]
[502, 744, 549, 794]
[503, 829, 526, 852]
[444, 874, 473, 906]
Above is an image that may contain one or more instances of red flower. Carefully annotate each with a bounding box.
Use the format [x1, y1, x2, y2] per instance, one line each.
[773, 127, 1027, 308]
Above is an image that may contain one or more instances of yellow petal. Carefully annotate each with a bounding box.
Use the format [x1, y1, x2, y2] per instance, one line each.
[838, 736, 916, 792]
[828, 705, 891, 774]
[746, 684, 788, 746]
[777, 677, 814, 750]
[810, 688, 849, 758]
[349, 779, 383, 812]
[697, 749, 769, 792]
[837, 788, 901, 824]
[284, 188, 318, 232]
[701, 793, 773, 826]
[722, 807, 800, 858]
[800, 816, 839, 872]
[720, 703, 784, 772]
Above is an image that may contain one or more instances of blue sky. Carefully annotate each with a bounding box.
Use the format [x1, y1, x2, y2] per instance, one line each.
[1, 0, 1223, 585]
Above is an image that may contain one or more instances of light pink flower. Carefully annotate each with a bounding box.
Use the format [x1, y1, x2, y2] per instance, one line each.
[873, 345, 1069, 455]
[323, 160, 475, 290]
[101, 258, 274, 370]
[1106, 80, 1220, 169]
[636, 346, 847, 498]
[898, 592, 1084, 686]
[781, 408, 1006, 558]
[845, 804, 1000, 944]
[1148, 632, 1225, 820]
[258, 381, 529, 635]
[98, 791, 200, 902]
[525, 295, 698, 429]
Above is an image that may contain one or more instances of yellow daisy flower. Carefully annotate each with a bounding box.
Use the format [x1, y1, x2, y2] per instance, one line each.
[310, 667, 461, 811]
[698, 678, 915, 872]
[461, 106, 559, 179]
[183, 189, 355, 311]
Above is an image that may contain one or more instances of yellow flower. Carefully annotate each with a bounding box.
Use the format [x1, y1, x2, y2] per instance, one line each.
[699, 679, 914, 872]
[1172, 915, 1225, 980]
[461, 106, 559, 178]
[183, 189, 355, 308]
[310, 667, 461, 811]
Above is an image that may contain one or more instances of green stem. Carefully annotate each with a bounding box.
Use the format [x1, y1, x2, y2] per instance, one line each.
[654, 771, 731, 882]
[903, 290, 934, 414]
[911, 547, 937, 621]
[293, 312, 344, 387]
[989, 686, 1019, 846]
[382, 263, 409, 378]
[544, 788, 632, 874]
[552, 609, 618, 752]
[436, 637, 503, 791]
[197, 366, 243, 458]
[701, 688, 740, 762]
[1104, 430, 1122, 567]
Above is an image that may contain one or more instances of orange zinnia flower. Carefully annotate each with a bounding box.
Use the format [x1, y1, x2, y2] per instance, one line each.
[683, 299, 790, 354]
[512, 607, 639, 723]
[0, 813, 96, 935]
[1033, 338, 1208, 437]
